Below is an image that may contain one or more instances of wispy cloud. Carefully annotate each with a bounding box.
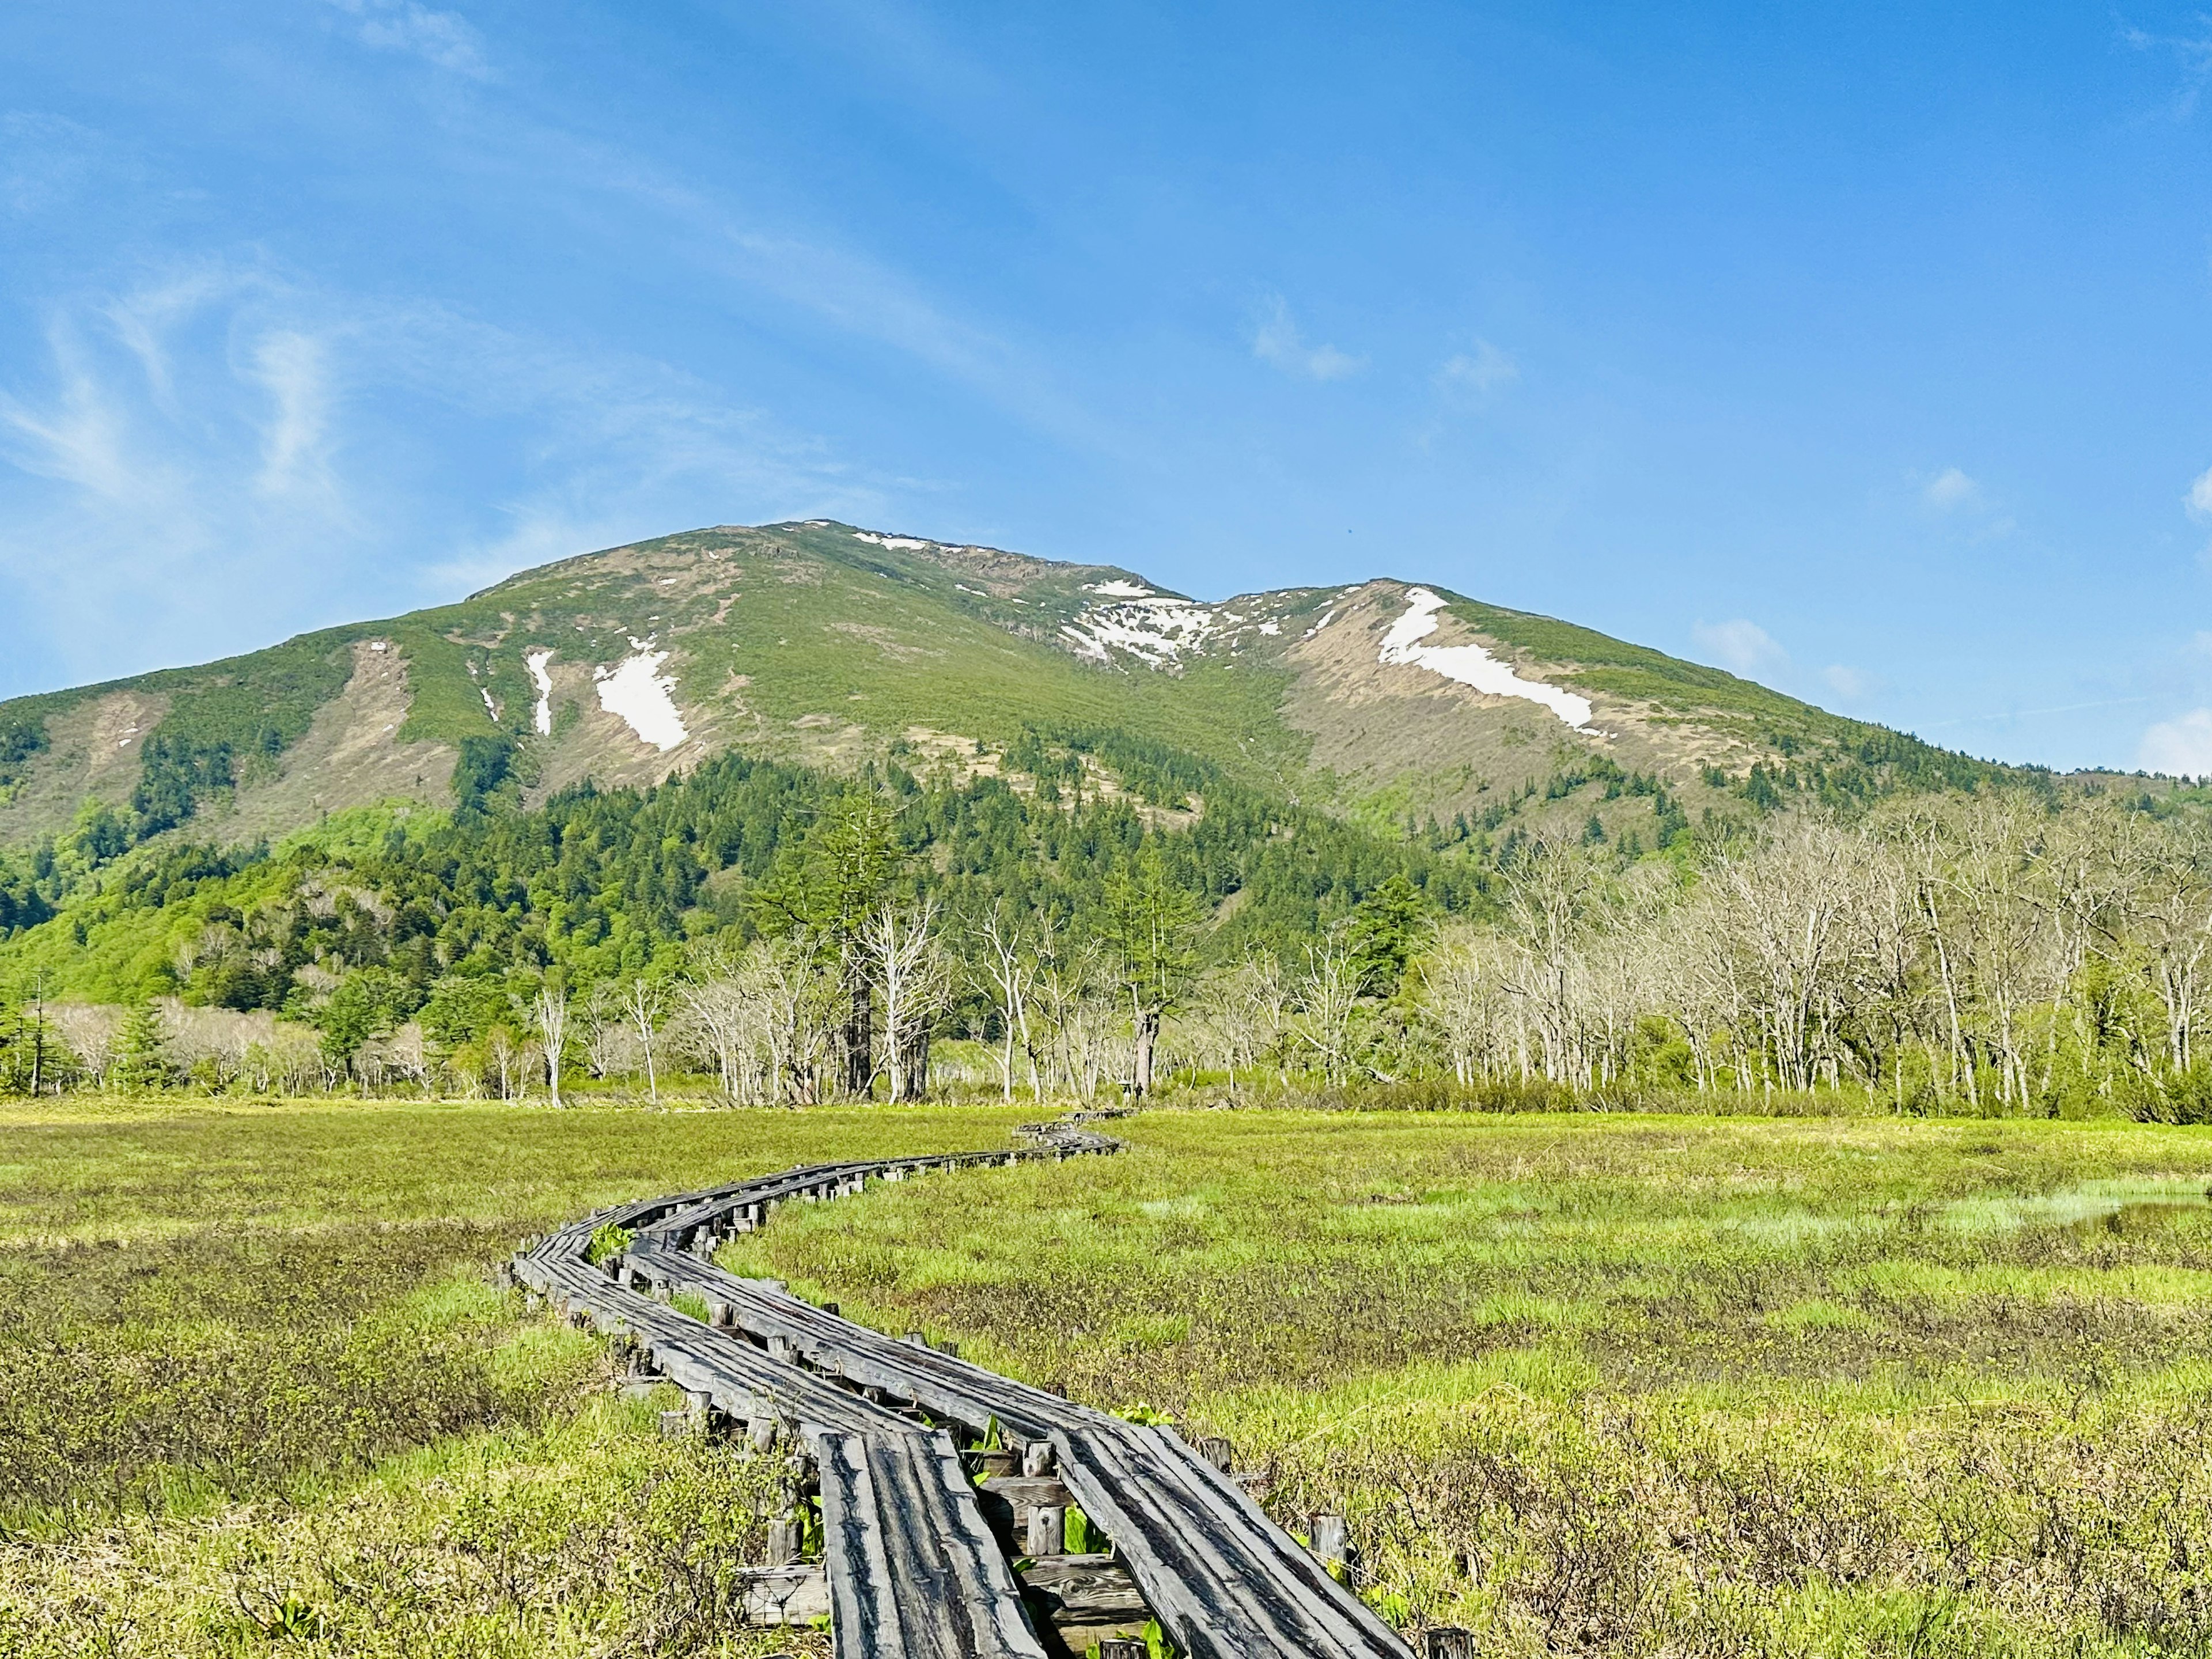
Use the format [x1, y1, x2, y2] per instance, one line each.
[2122, 19, 2212, 120]
[1251, 295, 1365, 381]
[249, 330, 338, 499]
[1692, 618, 1786, 679]
[2141, 708, 2212, 778]
[1922, 465, 1979, 510]
[1823, 664, 1874, 700]
[1910, 463, 2014, 539]
[323, 0, 491, 79]
[589, 155, 1112, 454]
[1, 112, 128, 217]
[0, 258, 884, 692]
[2186, 464, 2212, 519]
[1922, 695, 2154, 733]
[1435, 339, 1517, 402]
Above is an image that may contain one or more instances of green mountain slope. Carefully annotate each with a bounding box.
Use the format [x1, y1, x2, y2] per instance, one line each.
[0, 520, 2034, 865]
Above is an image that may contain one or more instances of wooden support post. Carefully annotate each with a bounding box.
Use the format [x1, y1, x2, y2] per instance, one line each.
[749, 1416, 779, 1452]
[768, 1334, 794, 1363]
[1098, 1641, 1146, 1659]
[1025, 1505, 1065, 1558]
[1423, 1629, 1475, 1659]
[1310, 1513, 1350, 1577]
[767, 1517, 801, 1566]
[1021, 1441, 1055, 1477]
[1196, 1436, 1234, 1473]
[821, 1302, 839, 1317]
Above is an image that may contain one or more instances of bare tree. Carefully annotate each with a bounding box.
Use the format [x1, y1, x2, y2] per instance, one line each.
[47, 1004, 123, 1090]
[534, 984, 571, 1107]
[581, 993, 642, 1082]
[1416, 927, 1506, 1085]
[621, 978, 667, 1106]
[676, 972, 751, 1104]
[972, 905, 1035, 1102]
[865, 900, 949, 1102]
[1294, 929, 1366, 1087]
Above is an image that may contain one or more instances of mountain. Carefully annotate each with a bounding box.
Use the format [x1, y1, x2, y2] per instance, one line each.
[0, 520, 2027, 858]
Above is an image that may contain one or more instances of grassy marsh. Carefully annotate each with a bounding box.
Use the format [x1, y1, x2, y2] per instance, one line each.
[736, 1112, 2212, 1656]
[4, 1101, 2210, 1655]
[0, 1099, 1028, 1656]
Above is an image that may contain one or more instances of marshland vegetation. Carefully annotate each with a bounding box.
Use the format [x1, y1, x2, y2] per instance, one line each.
[4, 1098, 2208, 1656]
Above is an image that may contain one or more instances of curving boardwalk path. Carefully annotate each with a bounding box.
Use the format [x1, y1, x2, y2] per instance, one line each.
[512, 1126, 1412, 1659]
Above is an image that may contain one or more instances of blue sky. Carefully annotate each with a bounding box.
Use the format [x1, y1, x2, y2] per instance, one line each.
[6, 3, 2212, 773]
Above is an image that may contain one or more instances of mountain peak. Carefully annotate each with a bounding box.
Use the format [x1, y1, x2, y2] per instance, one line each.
[0, 521, 2032, 858]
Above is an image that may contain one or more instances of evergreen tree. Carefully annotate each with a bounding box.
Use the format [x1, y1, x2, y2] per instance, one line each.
[1345, 872, 1431, 998]
[753, 791, 908, 1097]
[1099, 847, 1203, 1097]
[112, 1002, 168, 1093]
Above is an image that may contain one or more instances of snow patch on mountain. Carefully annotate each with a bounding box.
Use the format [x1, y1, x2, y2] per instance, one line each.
[525, 649, 555, 736]
[595, 640, 689, 751]
[1062, 589, 1220, 668]
[1380, 589, 1594, 731]
[851, 531, 933, 551]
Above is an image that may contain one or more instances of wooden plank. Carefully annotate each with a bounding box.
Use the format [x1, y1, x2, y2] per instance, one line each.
[522, 1144, 1412, 1659]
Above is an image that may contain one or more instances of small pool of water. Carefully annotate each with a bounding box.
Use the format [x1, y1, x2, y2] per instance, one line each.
[1943, 1183, 2212, 1233]
[2071, 1190, 2212, 1235]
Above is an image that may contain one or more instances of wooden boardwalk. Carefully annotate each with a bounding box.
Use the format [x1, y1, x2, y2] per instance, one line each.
[512, 1127, 1414, 1659]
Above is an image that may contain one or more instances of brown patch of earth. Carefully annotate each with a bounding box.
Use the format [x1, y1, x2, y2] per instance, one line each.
[214, 641, 456, 843]
[0, 690, 169, 844]
[1281, 581, 1777, 822]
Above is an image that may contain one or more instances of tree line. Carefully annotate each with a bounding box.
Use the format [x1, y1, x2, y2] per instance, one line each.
[3, 726, 2209, 1119]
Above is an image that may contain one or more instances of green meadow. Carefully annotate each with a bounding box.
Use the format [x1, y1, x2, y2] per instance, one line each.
[4, 1101, 2211, 1656]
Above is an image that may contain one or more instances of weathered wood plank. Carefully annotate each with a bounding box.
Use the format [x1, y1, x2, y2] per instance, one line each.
[520, 1139, 1410, 1659]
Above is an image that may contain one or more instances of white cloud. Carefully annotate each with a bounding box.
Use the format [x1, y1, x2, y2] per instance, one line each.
[249, 330, 337, 499]
[2186, 465, 2212, 519]
[2141, 709, 2212, 778]
[0, 258, 884, 693]
[1251, 295, 1365, 381]
[1435, 340, 1518, 401]
[1823, 664, 1873, 699]
[323, 0, 490, 79]
[1692, 618, 1787, 679]
[1923, 466, 1979, 510]
[1, 113, 124, 217]
[2122, 21, 2212, 121]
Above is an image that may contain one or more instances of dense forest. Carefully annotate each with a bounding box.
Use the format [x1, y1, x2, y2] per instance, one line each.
[2, 712, 2208, 1121]
[0, 724, 1484, 1100]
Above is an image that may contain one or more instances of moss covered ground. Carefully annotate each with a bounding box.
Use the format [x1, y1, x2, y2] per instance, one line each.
[5, 1101, 2211, 1655]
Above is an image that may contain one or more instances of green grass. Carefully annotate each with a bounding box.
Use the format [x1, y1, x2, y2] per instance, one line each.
[0, 1099, 1029, 1654]
[8, 1100, 2212, 1654]
[731, 1110, 2212, 1655]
